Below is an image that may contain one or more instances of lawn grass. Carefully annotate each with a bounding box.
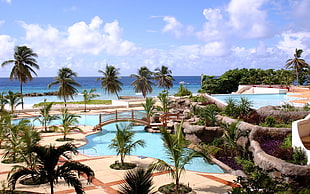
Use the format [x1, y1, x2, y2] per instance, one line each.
[34, 100, 112, 107]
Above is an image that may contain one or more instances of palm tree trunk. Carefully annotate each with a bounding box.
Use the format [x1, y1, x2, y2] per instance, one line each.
[20, 82, 24, 109]
[116, 91, 119, 100]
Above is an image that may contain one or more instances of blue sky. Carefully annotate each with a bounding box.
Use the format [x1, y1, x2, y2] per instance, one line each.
[0, 0, 310, 77]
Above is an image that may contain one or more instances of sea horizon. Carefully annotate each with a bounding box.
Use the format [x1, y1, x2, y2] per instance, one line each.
[0, 76, 202, 105]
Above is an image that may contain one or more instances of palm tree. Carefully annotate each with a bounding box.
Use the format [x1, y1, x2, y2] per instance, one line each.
[6, 90, 21, 114]
[119, 168, 155, 194]
[151, 123, 199, 193]
[3, 119, 31, 163]
[1, 46, 39, 109]
[97, 65, 123, 99]
[82, 88, 99, 112]
[8, 143, 94, 194]
[154, 65, 175, 90]
[130, 66, 154, 98]
[34, 99, 60, 132]
[0, 91, 8, 111]
[109, 123, 145, 167]
[57, 109, 82, 141]
[156, 90, 171, 113]
[285, 48, 309, 85]
[142, 97, 155, 127]
[48, 67, 81, 107]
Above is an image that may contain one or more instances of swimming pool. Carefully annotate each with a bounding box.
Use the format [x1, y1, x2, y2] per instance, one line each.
[78, 122, 224, 173]
[212, 93, 300, 109]
[19, 115, 224, 173]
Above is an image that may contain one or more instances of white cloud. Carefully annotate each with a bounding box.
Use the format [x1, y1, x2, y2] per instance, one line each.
[200, 41, 231, 57]
[227, 0, 270, 39]
[277, 31, 310, 55]
[197, 8, 226, 41]
[162, 16, 184, 38]
[20, 16, 137, 57]
[1, 0, 11, 3]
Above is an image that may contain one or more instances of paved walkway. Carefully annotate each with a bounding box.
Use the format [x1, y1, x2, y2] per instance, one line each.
[1, 110, 238, 193]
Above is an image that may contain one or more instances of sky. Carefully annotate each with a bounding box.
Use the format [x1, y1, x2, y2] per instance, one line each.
[0, 0, 310, 77]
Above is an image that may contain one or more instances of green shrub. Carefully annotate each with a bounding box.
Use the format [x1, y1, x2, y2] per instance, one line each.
[281, 134, 292, 149]
[174, 84, 192, 97]
[292, 147, 307, 165]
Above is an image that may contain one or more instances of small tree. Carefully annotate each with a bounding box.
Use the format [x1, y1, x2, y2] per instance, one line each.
[156, 90, 171, 113]
[0, 92, 8, 111]
[198, 104, 220, 126]
[34, 99, 59, 132]
[82, 88, 99, 112]
[142, 97, 155, 126]
[8, 143, 94, 194]
[6, 91, 21, 114]
[109, 123, 145, 168]
[56, 109, 82, 141]
[151, 123, 199, 193]
[119, 167, 155, 194]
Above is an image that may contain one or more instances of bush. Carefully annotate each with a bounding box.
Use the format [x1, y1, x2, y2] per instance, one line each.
[174, 84, 192, 97]
[292, 147, 308, 165]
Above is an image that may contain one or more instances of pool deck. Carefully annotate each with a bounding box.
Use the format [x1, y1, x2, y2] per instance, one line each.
[288, 87, 310, 105]
[0, 118, 238, 194]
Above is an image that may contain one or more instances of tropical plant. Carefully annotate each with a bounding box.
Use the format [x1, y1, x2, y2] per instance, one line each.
[0, 92, 8, 111]
[97, 64, 123, 99]
[19, 121, 41, 168]
[34, 99, 59, 132]
[198, 104, 220, 126]
[292, 147, 307, 165]
[238, 97, 253, 119]
[151, 123, 199, 193]
[285, 48, 309, 85]
[142, 97, 156, 126]
[6, 90, 21, 114]
[174, 84, 192, 97]
[82, 88, 100, 112]
[156, 90, 171, 113]
[2, 119, 35, 163]
[56, 109, 82, 141]
[119, 167, 155, 194]
[48, 67, 81, 107]
[0, 111, 11, 148]
[109, 123, 145, 168]
[8, 143, 94, 194]
[154, 65, 174, 90]
[223, 98, 238, 118]
[1, 46, 39, 109]
[130, 66, 154, 98]
[228, 158, 290, 193]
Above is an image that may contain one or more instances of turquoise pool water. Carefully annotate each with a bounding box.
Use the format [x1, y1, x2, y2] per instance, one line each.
[18, 116, 224, 173]
[212, 93, 300, 109]
[78, 122, 224, 173]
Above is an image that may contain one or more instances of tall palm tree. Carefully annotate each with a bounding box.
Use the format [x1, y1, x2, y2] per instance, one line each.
[109, 123, 145, 167]
[8, 143, 94, 194]
[130, 66, 154, 98]
[1, 46, 39, 109]
[154, 65, 174, 90]
[97, 65, 123, 99]
[48, 67, 81, 107]
[285, 48, 309, 85]
[34, 99, 59, 132]
[82, 88, 100, 112]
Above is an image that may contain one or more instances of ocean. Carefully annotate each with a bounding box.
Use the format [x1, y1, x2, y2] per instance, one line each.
[0, 76, 201, 104]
